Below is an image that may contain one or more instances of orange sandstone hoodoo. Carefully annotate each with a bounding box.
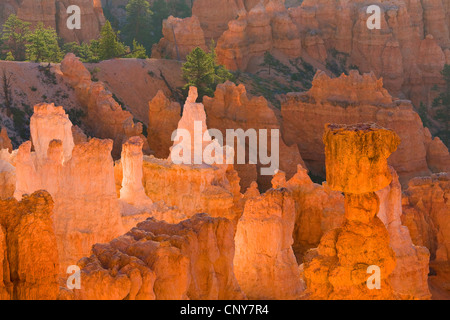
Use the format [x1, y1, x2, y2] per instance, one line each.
[303, 123, 400, 299]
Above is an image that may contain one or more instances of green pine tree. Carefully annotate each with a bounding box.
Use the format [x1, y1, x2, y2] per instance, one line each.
[182, 46, 233, 100]
[26, 22, 62, 62]
[129, 39, 147, 59]
[99, 20, 126, 60]
[1, 14, 31, 61]
[123, 0, 153, 51]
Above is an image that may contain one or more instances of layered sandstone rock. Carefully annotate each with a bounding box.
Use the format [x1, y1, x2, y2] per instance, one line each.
[148, 90, 181, 158]
[234, 185, 305, 299]
[0, 128, 12, 152]
[66, 214, 245, 300]
[377, 168, 431, 300]
[0, 191, 59, 300]
[152, 15, 207, 60]
[281, 165, 345, 262]
[203, 81, 305, 191]
[303, 123, 399, 300]
[281, 71, 450, 186]
[14, 103, 124, 273]
[402, 173, 450, 263]
[216, 1, 301, 71]
[0, 0, 105, 43]
[60, 53, 149, 158]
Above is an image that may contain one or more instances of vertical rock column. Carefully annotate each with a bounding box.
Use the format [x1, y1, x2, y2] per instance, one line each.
[303, 123, 400, 299]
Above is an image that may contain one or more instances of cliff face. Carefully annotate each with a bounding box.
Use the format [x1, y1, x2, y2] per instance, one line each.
[281, 71, 450, 186]
[0, 0, 105, 43]
[65, 214, 245, 300]
[0, 191, 59, 300]
[14, 103, 124, 274]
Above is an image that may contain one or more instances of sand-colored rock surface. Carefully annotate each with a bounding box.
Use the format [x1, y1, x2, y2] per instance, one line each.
[203, 81, 304, 191]
[281, 71, 450, 186]
[0, 128, 12, 153]
[66, 214, 244, 300]
[280, 165, 345, 262]
[234, 184, 305, 299]
[216, 1, 301, 71]
[402, 173, 450, 263]
[377, 168, 431, 300]
[148, 90, 181, 159]
[14, 103, 124, 273]
[152, 15, 207, 60]
[60, 53, 149, 158]
[303, 123, 399, 300]
[0, 191, 59, 300]
[0, 0, 105, 43]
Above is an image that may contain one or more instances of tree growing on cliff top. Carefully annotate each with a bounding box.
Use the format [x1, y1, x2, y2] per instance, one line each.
[25, 22, 62, 63]
[1, 14, 30, 61]
[182, 45, 233, 100]
[99, 21, 126, 60]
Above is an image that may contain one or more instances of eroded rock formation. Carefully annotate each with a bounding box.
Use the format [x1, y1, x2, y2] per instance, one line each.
[303, 123, 399, 300]
[234, 184, 305, 299]
[14, 103, 124, 273]
[60, 53, 149, 158]
[151, 15, 207, 60]
[377, 168, 431, 300]
[203, 81, 304, 191]
[281, 71, 450, 186]
[0, 191, 59, 300]
[65, 214, 245, 300]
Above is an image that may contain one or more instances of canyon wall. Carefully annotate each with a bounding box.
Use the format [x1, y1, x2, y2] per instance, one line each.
[281, 71, 450, 186]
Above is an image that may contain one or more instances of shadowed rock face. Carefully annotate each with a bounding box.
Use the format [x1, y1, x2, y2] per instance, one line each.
[0, 0, 105, 43]
[303, 123, 400, 300]
[63, 214, 245, 300]
[0, 190, 59, 300]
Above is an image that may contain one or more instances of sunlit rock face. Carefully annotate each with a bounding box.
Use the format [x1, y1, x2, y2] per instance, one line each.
[303, 123, 399, 300]
[147, 90, 181, 159]
[151, 15, 207, 60]
[234, 184, 305, 299]
[402, 173, 450, 263]
[377, 168, 431, 300]
[0, 191, 59, 300]
[280, 165, 345, 262]
[215, 1, 301, 71]
[14, 103, 124, 274]
[0, 0, 105, 43]
[203, 81, 305, 191]
[60, 53, 149, 158]
[281, 71, 450, 186]
[64, 214, 245, 300]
